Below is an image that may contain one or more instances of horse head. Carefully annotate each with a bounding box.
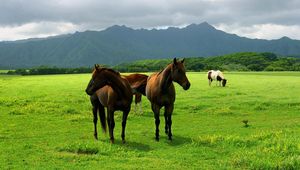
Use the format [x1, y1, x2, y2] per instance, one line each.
[222, 79, 227, 87]
[170, 58, 191, 90]
[85, 64, 108, 95]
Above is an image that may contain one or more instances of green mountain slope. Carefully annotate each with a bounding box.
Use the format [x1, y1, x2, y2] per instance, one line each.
[1, 22, 300, 69]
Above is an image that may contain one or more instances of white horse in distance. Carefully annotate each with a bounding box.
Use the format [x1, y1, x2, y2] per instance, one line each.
[207, 70, 227, 87]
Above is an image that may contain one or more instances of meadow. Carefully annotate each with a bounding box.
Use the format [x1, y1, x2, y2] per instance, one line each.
[0, 70, 9, 74]
[0, 72, 300, 169]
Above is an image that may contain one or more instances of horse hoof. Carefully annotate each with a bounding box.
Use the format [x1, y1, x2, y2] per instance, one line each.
[110, 139, 115, 144]
[122, 140, 126, 144]
[94, 134, 98, 140]
[155, 137, 159, 141]
[168, 137, 172, 141]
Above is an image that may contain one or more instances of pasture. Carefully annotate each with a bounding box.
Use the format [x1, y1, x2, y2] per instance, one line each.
[0, 72, 300, 169]
[0, 70, 9, 74]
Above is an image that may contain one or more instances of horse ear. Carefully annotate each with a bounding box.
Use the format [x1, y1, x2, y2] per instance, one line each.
[94, 64, 99, 70]
[181, 58, 185, 63]
[173, 58, 177, 65]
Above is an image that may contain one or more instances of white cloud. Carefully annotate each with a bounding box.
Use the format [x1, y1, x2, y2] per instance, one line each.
[1, 22, 300, 41]
[0, 0, 300, 40]
[0, 22, 78, 41]
[215, 23, 300, 40]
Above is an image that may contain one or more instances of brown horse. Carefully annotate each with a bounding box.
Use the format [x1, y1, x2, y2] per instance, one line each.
[85, 65, 133, 143]
[146, 58, 190, 141]
[123, 73, 148, 113]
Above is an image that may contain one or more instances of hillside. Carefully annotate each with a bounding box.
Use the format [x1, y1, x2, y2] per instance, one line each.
[1, 22, 300, 69]
[114, 52, 300, 72]
[8, 52, 300, 75]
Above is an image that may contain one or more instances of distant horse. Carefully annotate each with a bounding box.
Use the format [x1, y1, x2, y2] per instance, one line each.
[123, 74, 149, 114]
[85, 65, 133, 143]
[207, 70, 227, 87]
[146, 58, 190, 141]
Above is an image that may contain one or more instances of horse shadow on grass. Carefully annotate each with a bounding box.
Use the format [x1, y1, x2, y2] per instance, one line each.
[151, 134, 192, 146]
[100, 138, 152, 152]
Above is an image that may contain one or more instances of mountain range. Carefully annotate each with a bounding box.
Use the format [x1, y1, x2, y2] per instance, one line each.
[1, 22, 300, 68]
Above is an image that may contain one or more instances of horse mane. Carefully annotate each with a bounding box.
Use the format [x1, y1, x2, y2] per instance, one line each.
[93, 67, 121, 76]
[94, 66, 132, 100]
[157, 62, 172, 76]
[155, 63, 173, 92]
[102, 68, 120, 76]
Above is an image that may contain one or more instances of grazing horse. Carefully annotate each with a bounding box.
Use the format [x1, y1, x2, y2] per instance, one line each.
[85, 65, 133, 143]
[207, 70, 227, 87]
[123, 74, 149, 114]
[146, 58, 190, 141]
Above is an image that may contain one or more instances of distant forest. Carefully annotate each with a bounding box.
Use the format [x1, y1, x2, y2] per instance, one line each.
[7, 52, 300, 75]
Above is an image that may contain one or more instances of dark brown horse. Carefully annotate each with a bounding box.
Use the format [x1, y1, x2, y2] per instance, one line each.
[146, 58, 190, 141]
[123, 73, 148, 113]
[85, 65, 133, 143]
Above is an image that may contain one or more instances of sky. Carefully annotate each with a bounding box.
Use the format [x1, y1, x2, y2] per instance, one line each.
[1, 0, 300, 41]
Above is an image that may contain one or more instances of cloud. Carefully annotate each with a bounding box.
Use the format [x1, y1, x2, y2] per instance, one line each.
[0, 0, 300, 40]
[0, 22, 78, 41]
[215, 23, 300, 40]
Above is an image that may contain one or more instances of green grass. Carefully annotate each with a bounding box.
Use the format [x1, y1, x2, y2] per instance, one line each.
[0, 70, 10, 74]
[1, 72, 300, 169]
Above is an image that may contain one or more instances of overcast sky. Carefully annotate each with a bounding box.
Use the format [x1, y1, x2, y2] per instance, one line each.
[1, 0, 300, 41]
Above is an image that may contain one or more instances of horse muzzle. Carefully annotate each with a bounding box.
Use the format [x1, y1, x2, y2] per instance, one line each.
[85, 89, 93, 95]
[183, 82, 191, 90]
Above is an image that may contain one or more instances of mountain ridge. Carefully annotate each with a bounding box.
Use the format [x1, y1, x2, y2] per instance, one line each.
[1, 22, 300, 69]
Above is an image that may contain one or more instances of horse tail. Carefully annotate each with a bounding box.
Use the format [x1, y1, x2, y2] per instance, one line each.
[98, 104, 107, 133]
[135, 93, 142, 104]
[208, 71, 212, 80]
[136, 83, 147, 96]
[90, 94, 107, 133]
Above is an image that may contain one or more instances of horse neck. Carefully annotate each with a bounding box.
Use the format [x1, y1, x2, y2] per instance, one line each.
[159, 64, 173, 91]
[104, 71, 131, 99]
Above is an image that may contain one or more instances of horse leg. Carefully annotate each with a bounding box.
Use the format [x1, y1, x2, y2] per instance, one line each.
[107, 107, 115, 143]
[165, 104, 174, 140]
[136, 94, 142, 114]
[139, 102, 142, 114]
[164, 110, 169, 135]
[134, 104, 137, 114]
[151, 104, 161, 141]
[209, 79, 212, 86]
[92, 104, 98, 140]
[134, 94, 137, 113]
[90, 95, 99, 140]
[121, 108, 130, 143]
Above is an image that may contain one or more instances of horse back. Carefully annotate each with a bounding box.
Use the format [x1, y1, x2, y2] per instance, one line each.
[124, 74, 147, 83]
[124, 74, 148, 95]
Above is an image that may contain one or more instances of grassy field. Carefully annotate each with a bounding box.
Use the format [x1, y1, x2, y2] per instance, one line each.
[0, 70, 9, 74]
[0, 72, 300, 169]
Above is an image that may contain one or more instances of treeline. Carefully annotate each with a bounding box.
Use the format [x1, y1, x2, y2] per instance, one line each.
[6, 52, 300, 75]
[114, 52, 300, 72]
[7, 66, 93, 75]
